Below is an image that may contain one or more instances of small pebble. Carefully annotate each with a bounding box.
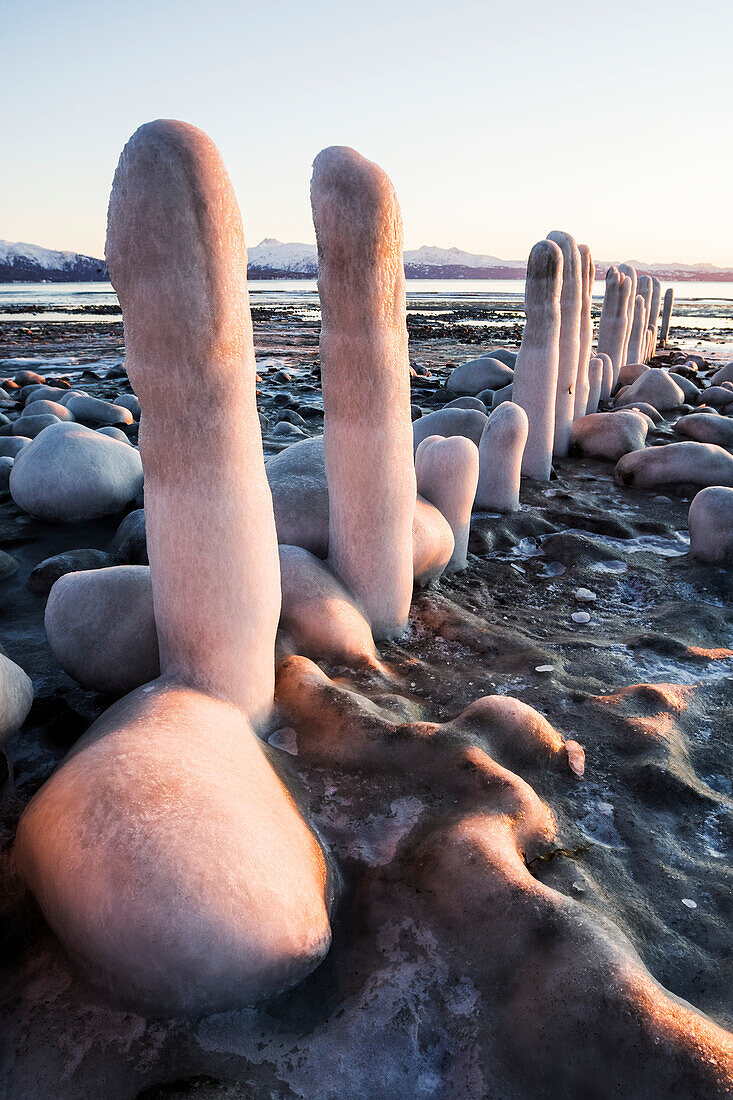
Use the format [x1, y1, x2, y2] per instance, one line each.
[681, 898, 697, 910]
[535, 665, 554, 673]
[573, 588, 597, 602]
[571, 612, 591, 624]
[268, 727, 299, 756]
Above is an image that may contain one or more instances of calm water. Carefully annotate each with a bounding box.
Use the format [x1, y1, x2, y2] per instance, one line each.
[2, 279, 733, 351]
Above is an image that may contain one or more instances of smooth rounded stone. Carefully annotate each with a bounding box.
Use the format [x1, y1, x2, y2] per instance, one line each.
[28, 548, 117, 596]
[490, 383, 514, 409]
[616, 369, 685, 412]
[267, 435, 453, 585]
[710, 362, 733, 385]
[546, 231, 581, 457]
[513, 239, 562, 481]
[57, 389, 90, 406]
[110, 508, 148, 563]
[586, 357, 604, 415]
[626, 401, 663, 425]
[271, 421, 307, 438]
[10, 422, 143, 522]
[45, 566, 159, 693]
[0, 456, 13, 491]
[675, 412, 733, 448]
[0, 412, 10, 427]
[97, 426, 133, 443]
[0, 548, 19, 579]
[277, 409, 307, 427]
[668, 372, 701, 403]
[14, 369, 45, 385]
[0, 651, 34, 748]
[258, 411, 270, 431]
[700, 385, 733, 408]
[410, 404, 422, 421]
[13, 413, 61, 438]
[278, 545, 377, 664]
[114, 393, 142, 418]
[23, 384, 68, 405]
[688, 487, 733, 563]
[615, 441, 733, 490]
[19, 398, 74, 422]
[570, 410, 648, 461]
[475, 401, 527, 513]
[683, 354, 706, 369]
[65, 395, 134, 427]
[416, 435, 479, 571]
[0, 436, 31, 458]
[446, 356, 514, 396]
[412, 407, 488, 452]
[444, 396, 487, 412]
[483, 347, 517, 368]
[618, 362, 650, 388]
[312, 146, 416, 639]
[15, 679, 331, 1015]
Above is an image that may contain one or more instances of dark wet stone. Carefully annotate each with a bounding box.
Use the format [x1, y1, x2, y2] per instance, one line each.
[28, 548, 117, 595]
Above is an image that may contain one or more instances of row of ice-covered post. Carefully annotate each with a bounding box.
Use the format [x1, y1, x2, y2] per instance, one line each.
[513, 232, 674, 481]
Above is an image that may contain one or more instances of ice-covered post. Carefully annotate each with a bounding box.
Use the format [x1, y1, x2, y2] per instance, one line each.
[626, 294, 648, 367]
[586, 356, 604, 414]
[415, 435, 479, 571]
[546, 230, 581, 456]
[636, 275, 653, 362]
[475, 402, 528, 512]
[618, 262, 637, 367]
[311, 147, 416, 638]
[660, 287, 674, 348]
[106, 119, 280, 728]
[648, 276, 662, 355]
[573, 243, 595, 419]
[596, 267, 632, 388]
[512, 239, 563, 481]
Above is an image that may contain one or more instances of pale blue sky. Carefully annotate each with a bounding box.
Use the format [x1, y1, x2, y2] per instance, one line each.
[3, 0, 732, 264]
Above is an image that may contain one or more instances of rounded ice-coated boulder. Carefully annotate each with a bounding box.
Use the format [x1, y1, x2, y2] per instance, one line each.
[13, 414, 61, 438]
[28, 548, 116, 596]
[97, 426, 133, 443]
[278, 545, 377, 665]
[700, 385, 733, 408]
[483, 347, 517, 368]
[65, 395, 134, 427]
[710, 362, 733, 386]
[14, 680, 331, 1015]
[615, 441, 733, 491]
[0, 437, 31, 458]
[23, 385, 68, 405]
[675, 412, 733, 448]
[616, 370, 685, 412]
[19, 399, 75, 422]
[110, 508, 148, 563]
[668, 372, 701, 403]
[626, 401, 663, 425]
[45, 565, 159, 694]
[412, 407, 488, 452]
[10, 422, 143, 522]
[490, 383, 514, 409]
[570, 409, 648, 461]
[444, 396, 488, 413]
[0, 456, 13, 491]
[114, 393, 142, 419]
[57, 389, 90, 406]
[446, 356, 514, 396]
[617, 362, 650, 388]
[0, 651, 34, 748]
[688, 487, 733, 563]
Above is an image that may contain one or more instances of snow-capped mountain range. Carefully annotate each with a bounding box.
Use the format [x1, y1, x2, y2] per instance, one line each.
[0, 241, 107, 282]
[1, 238, 731, 282]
